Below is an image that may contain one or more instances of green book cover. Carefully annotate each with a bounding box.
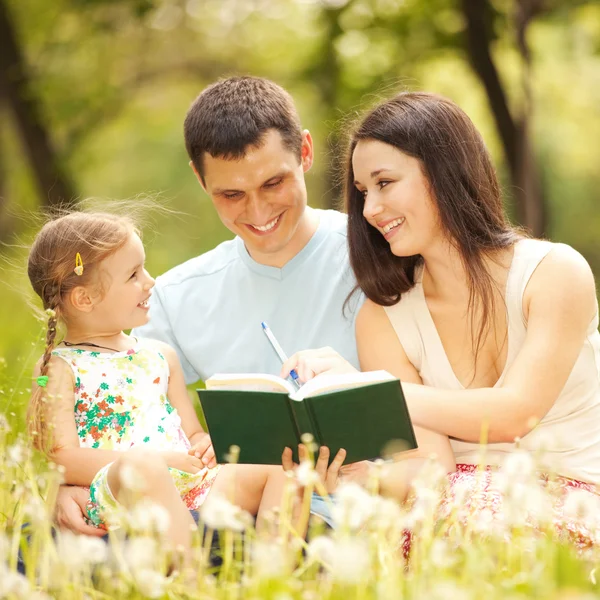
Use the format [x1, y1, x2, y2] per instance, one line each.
[197, 371, 418, 465]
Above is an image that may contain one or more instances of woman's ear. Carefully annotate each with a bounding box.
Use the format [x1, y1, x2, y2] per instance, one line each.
[68, 286, 95, 313]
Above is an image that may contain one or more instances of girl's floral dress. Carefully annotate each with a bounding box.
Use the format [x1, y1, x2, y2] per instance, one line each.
[52, 338, 219, 528]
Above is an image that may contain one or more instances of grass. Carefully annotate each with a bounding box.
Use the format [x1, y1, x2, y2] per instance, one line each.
[1, 384, 600, 600]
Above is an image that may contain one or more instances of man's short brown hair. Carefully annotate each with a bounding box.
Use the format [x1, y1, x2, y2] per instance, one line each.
[184, 76, 303, 178]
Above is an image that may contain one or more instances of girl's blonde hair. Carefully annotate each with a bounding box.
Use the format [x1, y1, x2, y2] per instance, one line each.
[27, 211, 138, 450]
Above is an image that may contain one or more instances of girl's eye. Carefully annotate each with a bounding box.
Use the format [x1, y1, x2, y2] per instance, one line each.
[356, 188, 367, 198]
[129, 271, 137, 280]
[377, 180, 391, 190]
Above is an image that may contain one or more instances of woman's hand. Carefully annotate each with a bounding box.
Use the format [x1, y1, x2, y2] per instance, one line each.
[282, 444, 347, 494]
[54, 485, 106, 537]
[188, 432, 217, 468]
[161, 451, 206, 474]
[280, 347, 358, 383]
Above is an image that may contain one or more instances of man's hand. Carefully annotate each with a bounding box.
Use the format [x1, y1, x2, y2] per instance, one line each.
[187, 432, 217, 468]
[54, 486, 106, 537]
[282, 444, 347, 495]
[280, 347, 358, 383]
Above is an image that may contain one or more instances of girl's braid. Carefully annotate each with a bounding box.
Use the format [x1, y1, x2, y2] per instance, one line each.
[39, 283, 61, 376]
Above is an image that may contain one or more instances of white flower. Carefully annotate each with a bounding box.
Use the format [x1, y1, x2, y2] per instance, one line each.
[429, 539, 457, 569]
[295, 460, 319, 486]
[369, 496, 402, 531]
[7, 442, 27, 467]
[307, 535, 335, 565]
[0, 414, 10, 433]
[133, 568, 169, 598]
[0, 565, 31, 598]
[331, 483, 376, 530]
[56, 530, 108, 568]
[201, 492, 253, 531]
[252, 539, 288, 578]
[128, 499, 171, 534]
[562, 488, 600, 525]
[119, 461, 147, 493]
[502, 450, 535, 480]
[329, 537, 370, 584]
[122, 536, 160, 572]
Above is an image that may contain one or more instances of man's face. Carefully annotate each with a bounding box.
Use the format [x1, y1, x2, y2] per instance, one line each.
[197, 129, 313, 263]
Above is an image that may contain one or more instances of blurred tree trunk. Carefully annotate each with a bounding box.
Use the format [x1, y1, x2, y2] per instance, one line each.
[462, 0, 546, 236]
[308, 5, 344, 211]
[0, 0, 76, 208]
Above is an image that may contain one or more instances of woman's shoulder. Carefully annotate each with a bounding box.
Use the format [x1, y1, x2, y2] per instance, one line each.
[526, 240, 594, 287]
[523, 240, 596, 318]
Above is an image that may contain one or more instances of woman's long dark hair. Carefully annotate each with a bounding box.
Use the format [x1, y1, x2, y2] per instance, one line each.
[345, 92, 524, 373]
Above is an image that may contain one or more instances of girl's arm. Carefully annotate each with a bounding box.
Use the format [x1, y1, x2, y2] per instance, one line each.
[403, 244, 597, 443]
[157, 342, 217, 467]
[32, 356, 124, 486]
[356, 299, 456, 472]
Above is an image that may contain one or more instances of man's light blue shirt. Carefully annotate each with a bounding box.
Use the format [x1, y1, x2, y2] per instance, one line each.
[134, 209, 362, 383]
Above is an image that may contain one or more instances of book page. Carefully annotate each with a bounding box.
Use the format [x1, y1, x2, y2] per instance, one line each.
[290, 370, 397, 401]
[205, 373, 296, 394]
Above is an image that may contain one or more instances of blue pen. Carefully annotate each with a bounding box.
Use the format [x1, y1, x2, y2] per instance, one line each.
[261, 321, 302, 389]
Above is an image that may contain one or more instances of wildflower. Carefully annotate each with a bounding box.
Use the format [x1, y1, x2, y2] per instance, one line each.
[122, 536, 160, 572]
[56, 530, 108, 568]
[563, 488, 600, 525]
[7, 441, 27, 467]
[307, 535, 335, 565]
[429, 539, 457, 569]
[119, 461, 147, 492]
[201, 492, 253, 531]
[295, 460, 319, 487]
[252, 539, 288, 578]
[128, 498, 171, 534]
[0, 565, 31, 598]
[133, 568, 169, 598]
[503, 450, 535, 480]
[329, 537, 370, 584]
[369, 496, 402, 531]
[331, 482, 376, 530]
[0, 414, 10, 433]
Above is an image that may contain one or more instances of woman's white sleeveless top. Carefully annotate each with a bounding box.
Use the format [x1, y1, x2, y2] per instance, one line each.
[384, 239, 600, 484]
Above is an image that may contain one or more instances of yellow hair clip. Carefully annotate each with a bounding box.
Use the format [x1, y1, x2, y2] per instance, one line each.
[74, 253, 84, 276]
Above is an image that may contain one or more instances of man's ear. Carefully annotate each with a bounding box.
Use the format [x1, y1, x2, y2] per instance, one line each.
[68, 286, 96, 314]
[300, 130, 314, 173]
[189, 161, 208, 193]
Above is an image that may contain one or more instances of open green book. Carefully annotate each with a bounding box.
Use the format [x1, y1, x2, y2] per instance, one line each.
[197, 370, 417, 465]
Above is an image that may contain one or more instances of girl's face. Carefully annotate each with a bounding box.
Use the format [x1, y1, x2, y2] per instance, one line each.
[89, 232, 155, 332]
[352, 139, 444, 257]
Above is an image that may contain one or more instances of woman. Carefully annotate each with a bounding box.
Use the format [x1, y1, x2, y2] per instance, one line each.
[283, 92, 600, 545]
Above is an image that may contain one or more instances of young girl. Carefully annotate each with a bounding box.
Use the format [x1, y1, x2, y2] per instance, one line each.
[28, 210, 290, 557]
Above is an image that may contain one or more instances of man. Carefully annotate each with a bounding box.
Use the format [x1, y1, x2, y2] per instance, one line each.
[55, 76, 362, 533]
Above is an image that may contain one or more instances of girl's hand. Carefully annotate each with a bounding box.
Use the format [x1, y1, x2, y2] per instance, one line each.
[161, 451, 206, 474]
[280, 347, 358, 383]
[188, 432, 217, 468]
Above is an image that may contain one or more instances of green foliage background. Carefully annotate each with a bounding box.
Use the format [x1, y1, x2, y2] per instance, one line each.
[1, 0, 599, 426]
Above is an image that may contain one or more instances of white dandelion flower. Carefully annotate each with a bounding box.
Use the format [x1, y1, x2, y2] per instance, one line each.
[252, 539, 288, 578]
[307, 535, 336, 565]
[201, 492, 253, 531]
[502, 450, 535, 481]
[329, 537, 370, 584]
[331, 482, 376, 530]
[128, 499, 171, 534]
[296, 460, 319, 487]
[133, 568, 169, 598]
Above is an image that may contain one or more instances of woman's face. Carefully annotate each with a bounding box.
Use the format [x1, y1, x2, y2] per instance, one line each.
[352, 139, 444, 257]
